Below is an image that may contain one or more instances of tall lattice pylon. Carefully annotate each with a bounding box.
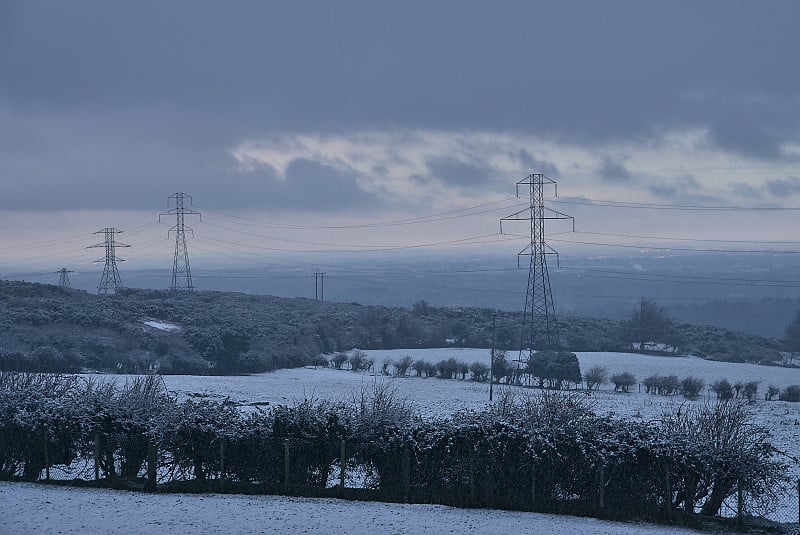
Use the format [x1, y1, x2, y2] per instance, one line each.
[501, 173, 574, 368]
[88, 228, 130, 294]
[160, 192, 201, 291]
[55, 268, 74, 289]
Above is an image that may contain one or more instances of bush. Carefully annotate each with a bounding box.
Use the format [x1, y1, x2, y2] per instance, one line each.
[394, 355, 414, 377]
[610, 372, 636, 393]
[710, 379, 734, 400]
[435, 358, 459, 379]
[584, 365, 608, 391]
[330, 352, 348, 370]
[680, 375, 705, 399]
[469, 362, 489, 382]
[780, 384, 800, 402]
[348, 350, 372, 372]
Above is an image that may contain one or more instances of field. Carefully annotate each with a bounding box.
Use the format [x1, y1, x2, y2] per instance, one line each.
[3, 349, 800, 533]
[0, 480, 716, 535]
[158, 349, 800, 524]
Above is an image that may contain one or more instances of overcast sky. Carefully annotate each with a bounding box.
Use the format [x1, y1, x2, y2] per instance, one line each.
[1, 0, 799, 275]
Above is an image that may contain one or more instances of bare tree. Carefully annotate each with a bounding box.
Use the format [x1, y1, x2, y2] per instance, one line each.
[584, 365, 608, 391]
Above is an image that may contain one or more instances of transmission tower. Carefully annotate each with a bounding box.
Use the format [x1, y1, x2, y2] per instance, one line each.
[501, 173, 574, 369]
[55, 268, 74, 289]
[88, 228, 130, 294]
[160, 193, 201, 291]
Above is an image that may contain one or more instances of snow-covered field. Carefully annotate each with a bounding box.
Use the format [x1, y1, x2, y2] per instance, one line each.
[0, 481, 725, 535]
[156, 349, 800, 525]
[3, 349, 799, 533]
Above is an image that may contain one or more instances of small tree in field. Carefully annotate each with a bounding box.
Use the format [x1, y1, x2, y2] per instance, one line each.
[584, 365, 608, 391]
[780, 384, 800, 402]
[710, 379, 733, 400]
[394, 355, 414, 377]
[611, 371, 636, 393]
[627, 298, 672, 350]
[330, 352, 348, 370]
[681, 375, 705, 399]
[469, 362, 489, 382]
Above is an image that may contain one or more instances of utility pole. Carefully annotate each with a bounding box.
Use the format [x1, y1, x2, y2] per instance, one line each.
[160, 192, 201, 291]
[88, 228, 130, 294]
[490, 311, 497, 401]
[55, 268, 74, 289]
[501, 173, 574, 371]
[315, 272, 326, 301]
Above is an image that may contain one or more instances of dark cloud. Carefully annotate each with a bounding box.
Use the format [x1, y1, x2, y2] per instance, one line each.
[513, 150, 560, 178]
[598, 158, 632, 183]
[766, 176, 800, 197]
[648, 175, 710, 203]
[0, 1, 799, 214]
[277, 159, 384, 211]
[426, 157, 490, 187]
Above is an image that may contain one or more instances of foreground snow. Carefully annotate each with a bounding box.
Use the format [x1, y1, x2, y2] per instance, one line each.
[0, 482, 713, 535]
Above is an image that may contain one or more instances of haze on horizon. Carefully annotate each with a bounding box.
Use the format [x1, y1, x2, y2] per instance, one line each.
[1, 1, 799, 298]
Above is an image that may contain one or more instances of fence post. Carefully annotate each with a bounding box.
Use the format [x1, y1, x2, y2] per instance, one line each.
[737, 480, 744, 526]
[597, 464, 605, 513]
[43, 428, 50, 481]
[402, 444, 411, 503]
[94, 432, 100, 481]
[284, 439, 291, 490]
[664, 464, 672, 520]
[684, 472, 694, 514]
[339, 439, 346, 489]
[147, 439, 157, 491]
[219, 440, 226, 487]
[468, 453, 475, 505]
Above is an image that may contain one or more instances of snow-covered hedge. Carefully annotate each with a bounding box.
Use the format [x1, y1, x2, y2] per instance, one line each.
[0, 373, 790, 522]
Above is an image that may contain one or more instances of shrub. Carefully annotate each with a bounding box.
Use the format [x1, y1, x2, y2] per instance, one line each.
[680, 375, 705, 399]
[780, 384, 800, 402]
[330, 352, 348, 370]
[710, 379, 734, 400]
[610, 372, 636, 393]
[469, 362, 489, 382]
[348, 350, 372, 372]
[584, 365, 608, 391]
[394, 355, 414, 377]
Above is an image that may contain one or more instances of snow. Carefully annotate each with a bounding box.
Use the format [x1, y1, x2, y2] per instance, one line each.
[0, 481, 717, 535]
[143, 320, 181, 332]
[11, 349, 799, 530]
[149, 349, 800, 524]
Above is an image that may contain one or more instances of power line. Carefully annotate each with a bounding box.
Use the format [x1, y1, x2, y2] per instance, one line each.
[551, 196, 800, 211]
[195, 197, 524, 230]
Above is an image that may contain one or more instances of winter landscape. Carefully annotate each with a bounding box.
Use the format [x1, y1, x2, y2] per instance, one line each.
[4, 2, 800, 534]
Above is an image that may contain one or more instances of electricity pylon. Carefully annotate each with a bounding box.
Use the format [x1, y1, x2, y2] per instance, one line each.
[88, 228, 130, 294]
[160, 192, 201, 291]
[55, 268, 74, 289]
[501, 173, 574, 370]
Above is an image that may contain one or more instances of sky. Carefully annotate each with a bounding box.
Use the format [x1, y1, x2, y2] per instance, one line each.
[1, 0, 799, 279]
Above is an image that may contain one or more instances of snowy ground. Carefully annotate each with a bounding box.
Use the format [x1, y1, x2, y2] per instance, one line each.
[154, 349, 800, 524]
[5, 350, 799, 531]
[0, 481, 723, 535]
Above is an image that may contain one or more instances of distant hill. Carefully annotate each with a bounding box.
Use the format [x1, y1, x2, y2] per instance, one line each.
[0, 280, 786, 375]
[667, 298, 800, 339]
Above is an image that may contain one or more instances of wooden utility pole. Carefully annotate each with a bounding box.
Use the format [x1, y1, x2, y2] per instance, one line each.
[490, 312, 497, 401]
